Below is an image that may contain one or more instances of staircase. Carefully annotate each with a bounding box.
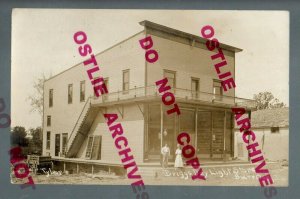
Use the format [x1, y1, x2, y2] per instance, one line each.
[66, 97, 100, 158]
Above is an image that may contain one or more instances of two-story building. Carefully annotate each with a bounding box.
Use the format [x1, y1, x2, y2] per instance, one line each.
[43, 20, 255, 174]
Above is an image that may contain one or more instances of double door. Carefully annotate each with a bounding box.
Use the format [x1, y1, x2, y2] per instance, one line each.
[197, 111, 231, 158]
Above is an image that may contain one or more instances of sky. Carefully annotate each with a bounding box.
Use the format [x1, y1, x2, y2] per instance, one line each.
[11, 9, 289, 129]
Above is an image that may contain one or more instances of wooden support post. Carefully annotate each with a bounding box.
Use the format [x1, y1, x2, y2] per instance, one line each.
[77, 163, 79, 174]
[108, 166, 111, 174]
[160, 103, 163, 150]
[63, 162, 66, 173]
[92, 164, 94, 175]
[195, 108, 198, 153]
[248, 111, 252, 162]
[211, 112, 213, 159]
[223, 111, 226, 161]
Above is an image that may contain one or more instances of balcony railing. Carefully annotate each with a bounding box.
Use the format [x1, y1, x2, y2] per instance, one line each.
[90, 85, 256, 109]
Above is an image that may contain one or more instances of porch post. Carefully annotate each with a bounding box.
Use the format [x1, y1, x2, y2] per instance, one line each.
[195, 108, 198, 153]
[223, 111, 226, 161]
[247, 111, 251, 162]
[210, 112, 213, 158]
[160, 103, 163, 150]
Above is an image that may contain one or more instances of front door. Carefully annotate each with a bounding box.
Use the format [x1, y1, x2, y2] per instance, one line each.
[55, 134, 60, 156]
[211, 111, 225, 158]
[197, 111, 212, 158]
[197, 110, 225, 159]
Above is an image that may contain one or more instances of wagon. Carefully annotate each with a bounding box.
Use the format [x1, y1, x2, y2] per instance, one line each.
[27, 155, 53, 174]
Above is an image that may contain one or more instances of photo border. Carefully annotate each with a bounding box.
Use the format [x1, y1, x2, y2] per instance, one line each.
[0, 0, 298, 198]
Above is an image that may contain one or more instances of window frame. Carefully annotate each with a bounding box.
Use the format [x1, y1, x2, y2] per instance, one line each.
[68, 84, 73, 104]
[122, 69, 130, 93]
[49, 89, 53, 107]
[80, 81, 85, 102]
[213, 79, 223, 101]
[61, 133, 68, 155]
[85, 136, 94, 159]
[163, 69, 176, 89]
[191, 77, 200, 98]
[47, 115, 51, 126]
[103, 78, 109, 101]
[85, 135, 102, 160]
[46, 131, 51, 150]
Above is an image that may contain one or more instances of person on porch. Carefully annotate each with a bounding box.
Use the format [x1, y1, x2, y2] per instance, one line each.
[161, 143, 170, 168]
[174, 144, 184, 170]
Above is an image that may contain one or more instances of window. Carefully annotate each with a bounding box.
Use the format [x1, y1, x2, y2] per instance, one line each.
[93, 77, 99, 97]
[213, 80, 222, 101]
[80, 81, 85, 102]
[62, 133, 68, 155]
[191, 78, 199, 98]
[164, 70, 176, 89]
[49, 89, 53, 107]
[85, 135, 102, 160]
[47, 116, 51, 126]
[271, 127, 280, 133]
[103, 78, 109, 101]
[46, 131, 51, 150]
[147, 104, 161, 156]
[123, 70, 130, 92]
[68, 84, 73, 104]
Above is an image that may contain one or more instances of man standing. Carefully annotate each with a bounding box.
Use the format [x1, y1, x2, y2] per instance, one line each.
[161, 144, 170, 168]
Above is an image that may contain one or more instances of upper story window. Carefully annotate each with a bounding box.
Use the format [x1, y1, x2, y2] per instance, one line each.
[103, 78, 109, 100]
[191, 78, 199, 98]
[80, 81, 85, 102]
[47, 116, 51, 126]
[49, 89, 53, 107]
[46, 131, 51, 150]
[68, 84, 73, 104]
[123, 70, 130, 92]
[164, 70, 176, 89]
[213, 79, 222, 101]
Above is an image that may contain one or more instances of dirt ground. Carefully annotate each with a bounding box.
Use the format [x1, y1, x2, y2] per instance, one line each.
[11, 165, 288, 187]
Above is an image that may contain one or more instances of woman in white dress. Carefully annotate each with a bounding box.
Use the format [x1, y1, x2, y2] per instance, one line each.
[174, 144, 184, 169]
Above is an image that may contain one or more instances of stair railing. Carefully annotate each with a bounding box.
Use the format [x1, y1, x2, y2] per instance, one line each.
[65, 96, 91, 155]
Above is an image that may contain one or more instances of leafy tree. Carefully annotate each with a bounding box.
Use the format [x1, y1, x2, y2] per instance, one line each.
[253, 92, 286, 110]
[28, 127, 43, 155]
[11, 126, 28, 147]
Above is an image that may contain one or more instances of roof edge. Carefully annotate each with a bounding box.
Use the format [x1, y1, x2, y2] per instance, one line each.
[139, 20, 243, 53]
[45, 30, 145, 83]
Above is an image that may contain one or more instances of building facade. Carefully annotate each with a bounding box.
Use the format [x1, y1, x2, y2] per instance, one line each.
[234, 107, 289, 161]
[42, 21, 255, 168]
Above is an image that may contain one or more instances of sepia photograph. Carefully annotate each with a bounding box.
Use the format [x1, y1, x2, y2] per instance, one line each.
[11, 9, 289, 188]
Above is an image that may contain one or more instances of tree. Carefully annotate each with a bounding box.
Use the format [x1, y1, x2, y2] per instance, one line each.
[11, 126, 28, 147]
[27, 74, 51, 120]
[28, 127, 43, 155]
[253, 92, 286, 110]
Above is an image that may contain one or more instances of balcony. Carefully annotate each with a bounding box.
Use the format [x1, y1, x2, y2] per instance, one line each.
[90, 85, 256, 110]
